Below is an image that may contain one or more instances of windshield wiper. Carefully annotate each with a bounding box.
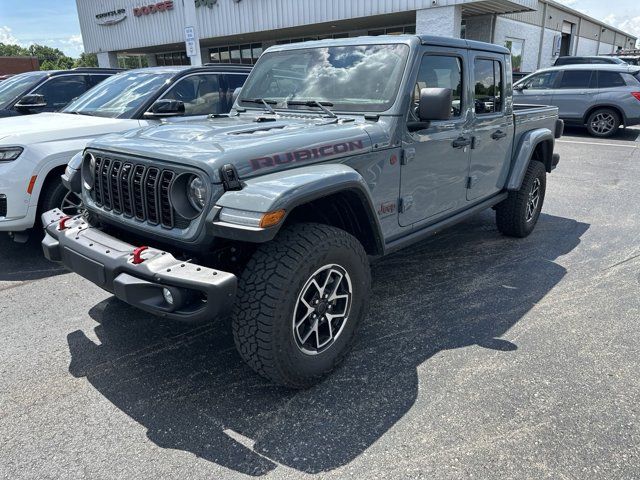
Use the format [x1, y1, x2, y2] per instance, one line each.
[287, 100, 337, 118]
[65, 111, 96, 116]
[240, 98, 277, 114]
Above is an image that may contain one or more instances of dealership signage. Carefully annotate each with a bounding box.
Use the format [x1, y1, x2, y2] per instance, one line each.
[95, 8, 127, 26]
[134, 1, 174, 17]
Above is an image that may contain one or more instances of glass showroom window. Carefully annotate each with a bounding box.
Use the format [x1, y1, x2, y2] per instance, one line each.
[505, 38, 525, 72]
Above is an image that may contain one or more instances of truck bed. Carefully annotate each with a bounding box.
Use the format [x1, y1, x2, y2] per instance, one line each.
[513, 104, 560, 150]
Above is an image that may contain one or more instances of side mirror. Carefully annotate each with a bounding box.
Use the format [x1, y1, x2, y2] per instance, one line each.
[144, 99, 185, 118]
[418, 87, 453, 122]
[15, 94, 47, 110]
[513, 83, 526, 91]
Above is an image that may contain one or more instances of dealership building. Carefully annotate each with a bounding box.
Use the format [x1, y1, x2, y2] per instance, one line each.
[76, 0, 637, 73]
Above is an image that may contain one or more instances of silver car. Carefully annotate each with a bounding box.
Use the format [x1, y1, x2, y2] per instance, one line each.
[514, 64, 640, 137]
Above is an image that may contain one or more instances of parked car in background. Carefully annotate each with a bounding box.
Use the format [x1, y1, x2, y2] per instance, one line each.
[0, 68, 121, 118]
[514, 64, 640, 137]
[0, 64, 251, 240]
[553, 56, 627, 66]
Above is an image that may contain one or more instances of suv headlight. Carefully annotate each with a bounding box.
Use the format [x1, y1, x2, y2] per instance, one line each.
[0, 147, 24, 162]
[187, 175, 206, 211]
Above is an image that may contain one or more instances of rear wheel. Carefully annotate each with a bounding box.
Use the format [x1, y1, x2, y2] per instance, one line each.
[495, 160, 546, 238]
[586, 108, 620, 138]
[232, 223, 371, 388]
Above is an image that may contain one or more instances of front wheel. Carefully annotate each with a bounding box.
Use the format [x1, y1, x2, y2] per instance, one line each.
[495, 160, 546, 238]
[232, 223, 371, 388]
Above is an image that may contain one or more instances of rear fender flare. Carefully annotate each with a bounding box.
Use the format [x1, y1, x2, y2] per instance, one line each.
[506, 128, 554, 191]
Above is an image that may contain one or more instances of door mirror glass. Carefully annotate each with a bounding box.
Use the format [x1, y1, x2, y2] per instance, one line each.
[15, 93, 47, 110]
[418, 87, 453, 122]
[144, 99, 185, 118]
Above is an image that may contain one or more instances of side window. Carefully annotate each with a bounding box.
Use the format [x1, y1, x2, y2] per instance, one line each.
[163, 74, 222, 116]
[87, 74, 112, 88]
[473, 58, 503, 115]
[522, 71, 558, 90]
[32, 75, 89, 110]
[221, 74, 248, 111]
[558, 70, 593, 89]
[411, 55, 463, 120]
[597, 71, 626, 88]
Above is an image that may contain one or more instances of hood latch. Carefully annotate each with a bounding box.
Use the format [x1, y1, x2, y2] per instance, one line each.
[220, 164, 243, 191]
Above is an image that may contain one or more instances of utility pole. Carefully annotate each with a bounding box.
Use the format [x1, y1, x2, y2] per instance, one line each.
[182, 0, 202, 66]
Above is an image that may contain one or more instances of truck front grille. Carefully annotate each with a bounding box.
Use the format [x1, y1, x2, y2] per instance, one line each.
[0, 194, 6, 218]
[91, 156, 180, 229]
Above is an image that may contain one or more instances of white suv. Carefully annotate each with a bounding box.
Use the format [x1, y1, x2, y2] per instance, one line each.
[0, 64, 250, 240]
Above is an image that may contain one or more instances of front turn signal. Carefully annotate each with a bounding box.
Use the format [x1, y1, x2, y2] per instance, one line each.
[260, 209, 286, 228]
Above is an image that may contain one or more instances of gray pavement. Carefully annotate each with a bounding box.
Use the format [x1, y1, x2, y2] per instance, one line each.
[1, 127, 639, 479]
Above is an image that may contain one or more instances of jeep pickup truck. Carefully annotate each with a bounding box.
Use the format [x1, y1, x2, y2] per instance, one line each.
[42, 35, 563, 388]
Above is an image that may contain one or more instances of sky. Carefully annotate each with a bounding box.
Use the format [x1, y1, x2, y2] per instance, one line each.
[0, 0, 639, 58]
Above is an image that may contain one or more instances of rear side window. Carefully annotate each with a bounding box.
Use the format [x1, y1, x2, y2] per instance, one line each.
[558, 70, 593, 89]
[474, 58, 503, 115]
[412, 55, 463, 118]
[597, 71, 626, 88]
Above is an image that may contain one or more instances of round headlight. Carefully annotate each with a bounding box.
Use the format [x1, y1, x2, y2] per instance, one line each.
[187, 175, 206, 211]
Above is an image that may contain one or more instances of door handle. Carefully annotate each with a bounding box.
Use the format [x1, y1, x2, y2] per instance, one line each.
[491, 130, 508, 140]
[452, 137, 472, 149]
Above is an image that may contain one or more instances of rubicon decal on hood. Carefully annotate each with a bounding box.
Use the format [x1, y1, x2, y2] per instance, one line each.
[250, 140, 365, 171]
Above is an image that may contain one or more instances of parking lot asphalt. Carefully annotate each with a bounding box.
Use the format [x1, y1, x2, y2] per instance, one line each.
[1, 127, 639, 480]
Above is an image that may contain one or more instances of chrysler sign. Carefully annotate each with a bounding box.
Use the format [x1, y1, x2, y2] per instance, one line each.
[95, 8, 127, 26]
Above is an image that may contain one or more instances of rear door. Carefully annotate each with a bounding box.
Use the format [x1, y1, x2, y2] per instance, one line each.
[552, 69, 598, 121]
[399, 47, 471, 227]
[466, 52, 513, 201]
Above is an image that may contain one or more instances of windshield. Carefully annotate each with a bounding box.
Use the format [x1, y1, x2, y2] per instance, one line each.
[63, 71, 174, 118]
[0, 71, 47, 109]
[239, 44, 409, 113]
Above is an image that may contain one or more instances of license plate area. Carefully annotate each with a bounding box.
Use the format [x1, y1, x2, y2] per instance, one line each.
[63, 247, 107, 287]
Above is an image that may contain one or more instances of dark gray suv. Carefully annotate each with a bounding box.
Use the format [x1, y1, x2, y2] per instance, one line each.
[514, 64, 640, 137]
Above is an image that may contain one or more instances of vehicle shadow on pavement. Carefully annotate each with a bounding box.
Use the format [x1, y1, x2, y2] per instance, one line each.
[563, 126, 640, 141]
[66, 211, 589, 476]
[0, 233, 66, 282]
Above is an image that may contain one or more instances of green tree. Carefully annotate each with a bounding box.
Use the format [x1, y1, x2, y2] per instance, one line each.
[0, 43, 30, 56]
[74, 52, 98, 68]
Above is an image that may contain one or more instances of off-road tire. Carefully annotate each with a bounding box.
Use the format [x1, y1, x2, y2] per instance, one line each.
[495, 160, 546, 238]
[586, 108, 620, 138]
[232, 222, 371, 389]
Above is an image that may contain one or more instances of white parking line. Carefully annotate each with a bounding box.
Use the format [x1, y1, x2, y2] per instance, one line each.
[557, 140, 638, 148]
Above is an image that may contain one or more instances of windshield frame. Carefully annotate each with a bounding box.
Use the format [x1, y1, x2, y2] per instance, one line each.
[62, 70, 177, 119]
[237, 41, 412, 116]
[0, 71, 48, 109]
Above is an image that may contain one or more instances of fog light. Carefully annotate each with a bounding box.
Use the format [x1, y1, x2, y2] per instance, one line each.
[162, 288, 174, 305]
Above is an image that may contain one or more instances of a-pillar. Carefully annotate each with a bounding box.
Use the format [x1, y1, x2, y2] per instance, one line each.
[416, 5, 463, 38]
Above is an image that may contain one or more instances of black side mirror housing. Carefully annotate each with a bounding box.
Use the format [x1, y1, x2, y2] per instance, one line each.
[418, 87, 453, 122]
[15, 94, 47, 111]
[144, 99, 186, 118]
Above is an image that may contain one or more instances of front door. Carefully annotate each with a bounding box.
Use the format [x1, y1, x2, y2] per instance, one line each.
[399, 49, 471, 227]
[513, 70, 560, 106]
[467, 53, 513, 201]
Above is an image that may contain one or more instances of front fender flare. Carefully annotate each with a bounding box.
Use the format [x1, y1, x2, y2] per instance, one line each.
[208, 163, 384, 252]
[506, 128, 554, 191]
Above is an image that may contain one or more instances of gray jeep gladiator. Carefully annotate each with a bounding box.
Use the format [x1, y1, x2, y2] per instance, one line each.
[42, 35, 563, 388]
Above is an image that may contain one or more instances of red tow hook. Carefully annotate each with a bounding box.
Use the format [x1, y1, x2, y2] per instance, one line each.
[58, 216, 72, 230]
[132, 246, 149, 265]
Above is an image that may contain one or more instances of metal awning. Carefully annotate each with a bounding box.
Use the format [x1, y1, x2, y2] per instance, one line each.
[461, 0, 536, 16]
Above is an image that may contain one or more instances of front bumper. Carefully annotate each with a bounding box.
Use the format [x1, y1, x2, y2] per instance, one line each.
[41, 209, 237, 323]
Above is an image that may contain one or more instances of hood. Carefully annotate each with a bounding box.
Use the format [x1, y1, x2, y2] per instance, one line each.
[88, 114, 380, 183]
[0, 112, 138, 144]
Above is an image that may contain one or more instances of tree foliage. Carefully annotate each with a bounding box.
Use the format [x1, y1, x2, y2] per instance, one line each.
[0, 42, 97, 70]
